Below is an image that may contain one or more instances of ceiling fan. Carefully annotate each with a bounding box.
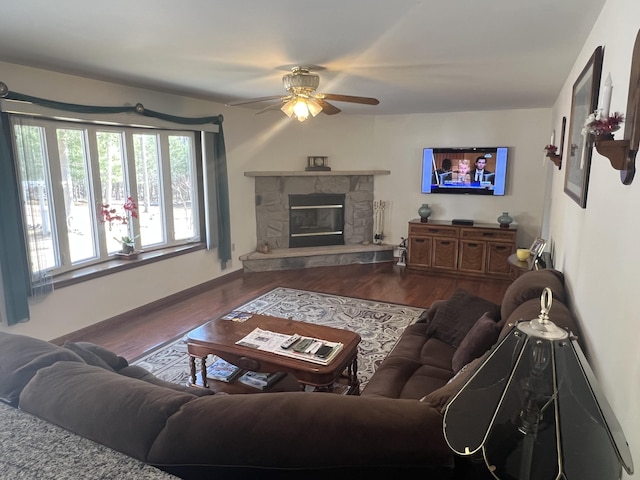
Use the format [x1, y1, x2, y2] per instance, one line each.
[225, 66, 380, 122]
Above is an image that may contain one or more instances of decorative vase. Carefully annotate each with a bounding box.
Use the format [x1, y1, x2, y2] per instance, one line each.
[497, 212, 513, 228]
[418, 204, 432, 223]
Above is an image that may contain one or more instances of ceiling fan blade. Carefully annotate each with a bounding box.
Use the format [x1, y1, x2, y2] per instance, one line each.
[316, 99, 341, 115]
[320, 93, 380, 105]
[225, 95, 284, 106]
[254, 102, 287, 115]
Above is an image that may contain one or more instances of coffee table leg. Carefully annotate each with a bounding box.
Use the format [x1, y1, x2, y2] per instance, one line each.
[189, 355, 197, 386]
[200, 356, 208, 388]
[347, 357, 360, 395]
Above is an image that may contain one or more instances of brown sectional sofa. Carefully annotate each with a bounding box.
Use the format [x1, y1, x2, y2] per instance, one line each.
[0, 270, 580, 479]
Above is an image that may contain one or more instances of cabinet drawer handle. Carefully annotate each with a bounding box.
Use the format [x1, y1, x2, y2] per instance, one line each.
[482, 232, 494, 237]
[468, 243, 479, 247]
[415, 238, 426, 243]
[441, 241, 451, 245]
[495, 246, 508, 251]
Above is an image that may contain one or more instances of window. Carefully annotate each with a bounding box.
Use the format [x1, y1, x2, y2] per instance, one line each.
[11, 116, 201, 277]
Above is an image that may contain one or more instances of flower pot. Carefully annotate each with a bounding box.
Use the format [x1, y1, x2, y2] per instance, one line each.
[122, 244, 135, 254]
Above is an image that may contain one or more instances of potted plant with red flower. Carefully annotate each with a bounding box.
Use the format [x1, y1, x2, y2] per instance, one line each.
[100, 196, 139, 254]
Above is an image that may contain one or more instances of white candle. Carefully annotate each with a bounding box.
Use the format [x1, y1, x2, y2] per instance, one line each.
[601, 74, 612, 118]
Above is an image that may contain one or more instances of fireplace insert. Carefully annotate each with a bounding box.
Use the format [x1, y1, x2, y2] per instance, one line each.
[289, 194, 345, 248]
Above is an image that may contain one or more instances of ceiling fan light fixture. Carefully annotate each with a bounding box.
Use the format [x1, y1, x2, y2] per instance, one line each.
[280, 98, 296, 118]
[293, 99, 310, 121]
[281, 97, 323, 122]
[306, 97, 323, 117]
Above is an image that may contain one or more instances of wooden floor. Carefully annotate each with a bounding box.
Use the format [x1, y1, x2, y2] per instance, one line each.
[58, 262, 511, 361]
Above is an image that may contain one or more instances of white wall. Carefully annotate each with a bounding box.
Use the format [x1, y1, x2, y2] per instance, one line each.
[0, 61, 551, 341]
[547, 0, 639, 476]
[372, 109, 550, 248]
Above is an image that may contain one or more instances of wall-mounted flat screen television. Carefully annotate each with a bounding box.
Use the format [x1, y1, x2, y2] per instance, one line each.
[421, 147, 508, 195]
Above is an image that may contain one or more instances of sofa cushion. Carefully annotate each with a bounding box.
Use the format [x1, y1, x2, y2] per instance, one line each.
[415, 300, 445, 324]
[69, 341, 128, 370]
[451, 312, 502, 373]
[63, 341, 116, 371]
[118, 365, 214, 397]
[500, 269, 566, 321]
[421, 356, 484, 413]
[361, 321, 455, 399]
[426, 289, 500, 348]
[19, 361, 197, 461]
[0, 331, 84, 406]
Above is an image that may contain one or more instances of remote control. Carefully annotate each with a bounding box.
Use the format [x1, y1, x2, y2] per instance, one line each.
[280, 334, 301, 349]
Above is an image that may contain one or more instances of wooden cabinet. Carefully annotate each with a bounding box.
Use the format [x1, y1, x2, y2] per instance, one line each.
[407, 223, 458, 271]
[407, 220, 516, 279]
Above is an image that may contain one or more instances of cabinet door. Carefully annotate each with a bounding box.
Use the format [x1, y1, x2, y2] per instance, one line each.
[458, 240, 487, 274]
[486, 242, 514, 275]
[408, 236, 432, 267]
[432, 238, 458, 270]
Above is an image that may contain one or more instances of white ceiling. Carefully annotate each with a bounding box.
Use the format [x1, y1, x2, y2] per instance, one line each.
[0, 0, 606, 116]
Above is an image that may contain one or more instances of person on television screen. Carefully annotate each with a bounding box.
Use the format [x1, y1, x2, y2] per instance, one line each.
[470, 156, 494, 184]
[432, 158, 453, 185]
[454, 159, 471, 183]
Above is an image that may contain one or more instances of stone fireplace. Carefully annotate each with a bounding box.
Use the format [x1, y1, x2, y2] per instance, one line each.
[242, 170, 393, 271]
[252, 173, 379, 249]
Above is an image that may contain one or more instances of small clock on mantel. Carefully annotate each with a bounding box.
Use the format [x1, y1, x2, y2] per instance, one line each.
[305, 156, 331, 171]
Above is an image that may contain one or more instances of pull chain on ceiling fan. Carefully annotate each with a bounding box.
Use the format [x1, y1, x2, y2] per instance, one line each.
[226, 66, 380, 122]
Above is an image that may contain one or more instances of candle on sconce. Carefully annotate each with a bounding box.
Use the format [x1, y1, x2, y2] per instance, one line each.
[601, 74, 612, 117]
[545, 130, 556, 166]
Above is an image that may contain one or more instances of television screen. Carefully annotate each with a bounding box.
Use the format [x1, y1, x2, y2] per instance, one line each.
[421, 147, 508, 195]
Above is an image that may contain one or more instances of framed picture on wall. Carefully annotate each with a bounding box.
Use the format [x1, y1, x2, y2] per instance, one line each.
[564, 46, 603, 208]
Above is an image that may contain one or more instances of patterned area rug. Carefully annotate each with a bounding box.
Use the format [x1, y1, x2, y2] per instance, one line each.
[132, 287, 425, 390]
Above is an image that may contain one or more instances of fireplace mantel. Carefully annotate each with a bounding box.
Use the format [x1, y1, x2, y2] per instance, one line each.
[244, 170, 390, 177]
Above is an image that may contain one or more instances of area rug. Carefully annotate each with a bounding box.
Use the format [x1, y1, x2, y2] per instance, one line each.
[132, 287, 425, 390]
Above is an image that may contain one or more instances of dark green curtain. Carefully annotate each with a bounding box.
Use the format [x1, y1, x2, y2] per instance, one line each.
[213, 124, 231, 268]
[0, 83, 231, 325]
[0, 112, 31, 325]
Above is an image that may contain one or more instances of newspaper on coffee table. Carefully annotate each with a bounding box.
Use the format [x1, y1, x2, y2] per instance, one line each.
[235, 328, 343, 365]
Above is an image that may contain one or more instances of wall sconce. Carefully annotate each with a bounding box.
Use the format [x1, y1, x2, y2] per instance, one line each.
[593, 28, 640, 185]
[443, 288, 634, 480]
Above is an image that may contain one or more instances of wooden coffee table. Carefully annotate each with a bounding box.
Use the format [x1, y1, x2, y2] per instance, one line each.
[186, 313, 361, 394]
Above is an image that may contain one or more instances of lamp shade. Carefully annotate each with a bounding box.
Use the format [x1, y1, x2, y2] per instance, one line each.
[280, 96, 323, 122]
[443, 288, 633, 480]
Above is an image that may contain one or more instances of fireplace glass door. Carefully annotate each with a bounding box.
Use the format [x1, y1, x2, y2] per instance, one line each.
[289, 194, 345, 248]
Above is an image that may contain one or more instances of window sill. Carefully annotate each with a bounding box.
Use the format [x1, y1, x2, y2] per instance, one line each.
[53, 243, 206, 289]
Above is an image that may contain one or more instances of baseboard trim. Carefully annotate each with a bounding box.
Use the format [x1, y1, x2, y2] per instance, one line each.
[51, 269, 244, 345]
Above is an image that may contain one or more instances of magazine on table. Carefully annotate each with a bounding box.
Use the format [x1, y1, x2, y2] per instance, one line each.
[235, 328, 343, 365]
[206, 356, 244, 382]
[237, 371, 286, 390]
[219, 310, 253, 322]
